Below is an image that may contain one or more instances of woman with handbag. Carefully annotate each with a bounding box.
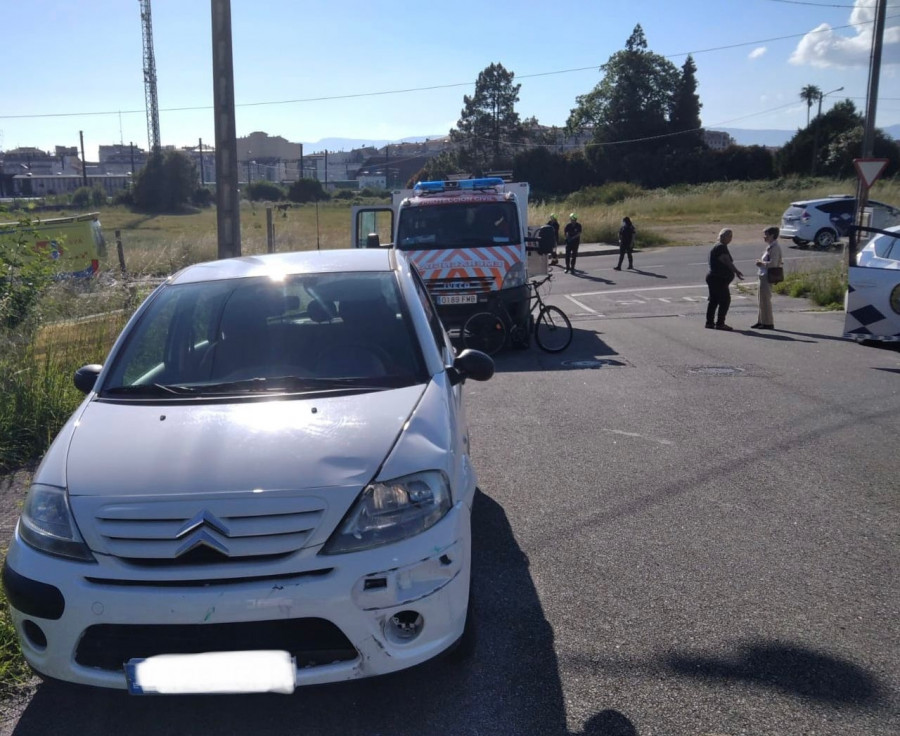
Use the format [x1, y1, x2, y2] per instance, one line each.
[752, 226, 784, 330]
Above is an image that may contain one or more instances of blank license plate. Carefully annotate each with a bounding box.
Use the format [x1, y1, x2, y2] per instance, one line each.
[126, 650, 296, 695]
[437, 294, 477, 305]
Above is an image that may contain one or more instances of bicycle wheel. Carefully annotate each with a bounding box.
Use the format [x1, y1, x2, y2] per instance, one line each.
[462, 311, 507, 355]
[534, 305, 572, 352]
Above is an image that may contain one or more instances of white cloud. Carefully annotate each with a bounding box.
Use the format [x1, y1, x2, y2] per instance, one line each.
[749, 47, 767, 60]
[790, 1, 900, 68]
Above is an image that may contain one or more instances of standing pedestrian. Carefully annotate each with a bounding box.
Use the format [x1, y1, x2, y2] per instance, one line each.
[614, 216, 636, 270]
[563, 213, 582, 274]
[547, 213, 560, 265]
[751, 226, 783, 330]
[705, 227, 744, 331]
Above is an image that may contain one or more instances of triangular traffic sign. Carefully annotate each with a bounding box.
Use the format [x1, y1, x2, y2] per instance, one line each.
[853, 158, 888, 188]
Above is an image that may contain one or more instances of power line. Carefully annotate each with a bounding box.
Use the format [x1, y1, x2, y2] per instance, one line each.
[0, 14, 895, 123]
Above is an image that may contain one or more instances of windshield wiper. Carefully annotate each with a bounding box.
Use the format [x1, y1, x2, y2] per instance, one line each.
[102, 383, 199, 397]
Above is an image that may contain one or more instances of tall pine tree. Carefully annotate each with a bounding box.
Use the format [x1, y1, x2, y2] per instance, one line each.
[670, 55, 704, 149]
[451, 62, 523, 172]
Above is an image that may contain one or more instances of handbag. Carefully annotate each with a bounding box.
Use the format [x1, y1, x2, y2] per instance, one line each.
[767, 267, 784, 285]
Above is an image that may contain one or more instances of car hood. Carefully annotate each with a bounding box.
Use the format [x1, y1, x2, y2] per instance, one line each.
[64, 386, 425, 497]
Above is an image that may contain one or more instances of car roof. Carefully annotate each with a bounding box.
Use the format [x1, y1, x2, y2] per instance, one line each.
[789, 196, 892, 208]
[168, 248, 396, 285]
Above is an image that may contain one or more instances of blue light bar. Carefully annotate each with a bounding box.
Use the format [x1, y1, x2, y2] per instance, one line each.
[413, 177, 505, 193]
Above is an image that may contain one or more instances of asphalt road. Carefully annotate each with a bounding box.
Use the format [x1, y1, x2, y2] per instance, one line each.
[3, 244, 898, 735]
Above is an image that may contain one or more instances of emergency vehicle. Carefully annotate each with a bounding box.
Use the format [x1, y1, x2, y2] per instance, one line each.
[352, 178, 553, 342]
[844, 225, 900, 342]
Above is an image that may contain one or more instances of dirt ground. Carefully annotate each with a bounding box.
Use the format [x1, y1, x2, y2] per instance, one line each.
[654, 223, 772, 247]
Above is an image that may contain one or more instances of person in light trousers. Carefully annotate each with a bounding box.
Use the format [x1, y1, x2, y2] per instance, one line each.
[751, 226, 783, 330]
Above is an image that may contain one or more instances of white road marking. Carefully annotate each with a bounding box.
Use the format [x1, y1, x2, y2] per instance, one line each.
[602, 429, 674, 446]
[573, 284, 708, 297]
[565, 294, 599, 314]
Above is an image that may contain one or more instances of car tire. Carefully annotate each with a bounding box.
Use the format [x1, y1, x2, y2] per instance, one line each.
[814, 229, 837, 249]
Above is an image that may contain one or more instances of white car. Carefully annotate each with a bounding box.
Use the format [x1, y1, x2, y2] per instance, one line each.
[1, 248, 494, 693]
[780, 196, 900, 250]
[856, 225, 900, 269]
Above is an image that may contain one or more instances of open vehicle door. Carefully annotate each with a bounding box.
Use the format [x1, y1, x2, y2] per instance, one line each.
[351, 206, 393, 249]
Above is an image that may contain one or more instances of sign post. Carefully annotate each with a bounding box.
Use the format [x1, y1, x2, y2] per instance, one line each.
[849, 158, 889, 267]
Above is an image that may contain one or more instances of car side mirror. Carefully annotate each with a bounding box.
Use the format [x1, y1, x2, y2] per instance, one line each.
[74, 364, 103, 393]
[365, 232, 381, 249]
[449, 349, 494, 385]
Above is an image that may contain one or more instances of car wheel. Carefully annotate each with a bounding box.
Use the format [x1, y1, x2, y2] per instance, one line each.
[793, 237, 809, 249]
[814, 229, 837, 249]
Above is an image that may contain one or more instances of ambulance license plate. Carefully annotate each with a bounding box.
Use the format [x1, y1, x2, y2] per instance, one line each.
[437, 294, 477, 305]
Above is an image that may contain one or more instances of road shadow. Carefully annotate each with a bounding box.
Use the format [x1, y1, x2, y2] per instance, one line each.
[741, 330, 817, 343]
[773, 329, 857, 344]
[620, 268, 667, 280]
[475, 328, 624, 376]
[11, 491, 629, 736]
[569, 271, 615, 285]
[665, 640, 886, 706]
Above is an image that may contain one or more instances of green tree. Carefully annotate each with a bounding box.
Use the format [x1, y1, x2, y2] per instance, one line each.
[670, 55, 704, 148]
[132, 150, 197, 212]
[451, 62, 523, 172]
[568, 24, 681, 182]
[776, 99, 899, 177]
[799, 84, 822, 128]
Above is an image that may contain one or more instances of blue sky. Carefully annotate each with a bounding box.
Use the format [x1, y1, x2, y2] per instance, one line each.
[2, 0, 898, 160]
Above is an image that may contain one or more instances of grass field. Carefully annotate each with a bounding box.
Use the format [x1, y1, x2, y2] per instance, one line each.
[25, 177, 896, 277]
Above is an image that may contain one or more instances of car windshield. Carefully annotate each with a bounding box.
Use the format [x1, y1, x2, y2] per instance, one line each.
[101, 271, 428, 398]
[396, 201, 521, 250]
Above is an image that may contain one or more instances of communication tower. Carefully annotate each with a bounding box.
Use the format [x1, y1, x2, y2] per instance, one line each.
[139, 0, 161, 152]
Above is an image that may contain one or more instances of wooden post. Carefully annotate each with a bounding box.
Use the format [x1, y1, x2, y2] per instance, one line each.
[266, 207, 275, 253]
[115, 229, 127, 275]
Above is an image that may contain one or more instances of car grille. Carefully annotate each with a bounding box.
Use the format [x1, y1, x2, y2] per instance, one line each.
[74, 495, 327, 563]
[74, 618, 358, 671]
[428, 276, 495, 293]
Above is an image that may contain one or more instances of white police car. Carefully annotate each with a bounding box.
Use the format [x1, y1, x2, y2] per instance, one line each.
[2, 248, 493, 693]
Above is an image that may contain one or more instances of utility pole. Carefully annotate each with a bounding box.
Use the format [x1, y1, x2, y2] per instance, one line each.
[849, 0, 887, 266]
[79, 130, 88, 187]
[299, 143, 303, 180]
[198, 138, 205, 185]
[211, 0, 241, 259]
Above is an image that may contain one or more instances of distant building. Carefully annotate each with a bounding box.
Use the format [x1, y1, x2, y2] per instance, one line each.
[703, 130, 736, 151]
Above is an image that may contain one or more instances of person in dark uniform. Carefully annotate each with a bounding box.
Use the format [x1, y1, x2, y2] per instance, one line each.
[546, 213, 560, 264]
[705, 228, 744, 330]
[563, 213, 582, 274]
[614, 216, 636, 270]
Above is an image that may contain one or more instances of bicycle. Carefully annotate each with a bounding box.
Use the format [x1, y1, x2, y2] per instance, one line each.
[461, 274, 573, 355]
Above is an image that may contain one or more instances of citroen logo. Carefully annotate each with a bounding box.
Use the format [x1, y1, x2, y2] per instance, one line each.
[174, 510, 231, 558]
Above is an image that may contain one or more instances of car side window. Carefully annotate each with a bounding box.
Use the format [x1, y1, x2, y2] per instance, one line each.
[875, 235, 898, 260]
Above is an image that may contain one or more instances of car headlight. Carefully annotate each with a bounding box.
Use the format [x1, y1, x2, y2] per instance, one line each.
[322, 471, 451, 555]
[501, 261, 526, 290]
[18, 484, 95, 562]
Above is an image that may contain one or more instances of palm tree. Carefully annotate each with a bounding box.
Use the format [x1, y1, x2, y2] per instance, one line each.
[799, 85, 822, 127]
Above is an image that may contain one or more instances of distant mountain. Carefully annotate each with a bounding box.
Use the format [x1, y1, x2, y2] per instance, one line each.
[719, 124, 899, 148]
[303, 127, 898, 154]
[303, 135, 445, 153]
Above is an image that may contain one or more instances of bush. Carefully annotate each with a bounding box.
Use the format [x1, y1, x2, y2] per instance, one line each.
[191, 186, 213, 207]
[774, 265, 846, 310]
[566, 182, 646, 207]
[287, 178, 330, 204]
[0, 213, 56, 331]
[246, 181, 285, 202]
[71, 186, 106, 208]
[332, 189, 357, 200]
